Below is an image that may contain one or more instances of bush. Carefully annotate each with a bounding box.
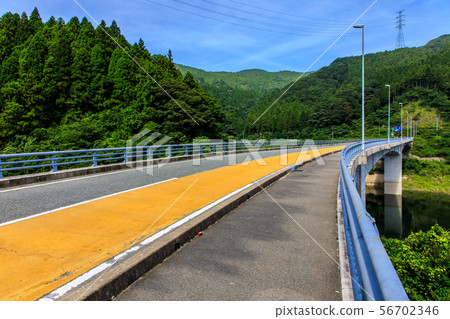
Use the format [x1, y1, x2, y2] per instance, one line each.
[412, 136, 450, 160]
[382, 225, 450, 300]
[403, 158, 450, 176]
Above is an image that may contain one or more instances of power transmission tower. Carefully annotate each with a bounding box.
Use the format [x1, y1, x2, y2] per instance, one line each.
[395, 10, 406, 49]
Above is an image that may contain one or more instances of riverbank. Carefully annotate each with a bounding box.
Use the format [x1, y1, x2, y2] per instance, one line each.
[366, 157, 449, 195]
[403, 158, 449, 194]
[403, 174, 450, 193]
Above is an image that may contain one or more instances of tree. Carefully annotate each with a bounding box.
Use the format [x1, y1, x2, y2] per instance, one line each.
[29, 7, 43, 32]
[19, 31, 47, 78]
[109, 20, 121, 37]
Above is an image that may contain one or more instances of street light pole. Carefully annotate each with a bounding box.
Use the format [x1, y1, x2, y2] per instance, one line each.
[399, 102, 403, 141]
[406, 111, 409, 138]
[354, 24, 364, 152]
[385, 84, 391, 143]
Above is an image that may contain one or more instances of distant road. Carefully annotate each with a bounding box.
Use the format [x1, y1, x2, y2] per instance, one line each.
[0, 148, 315, 224]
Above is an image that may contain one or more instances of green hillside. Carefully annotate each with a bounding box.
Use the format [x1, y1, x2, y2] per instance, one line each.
[176, 64, 303, 136]
[176, 65, 302, 91]
[246, 35, 450, 141]
[0, 8, 224, 153]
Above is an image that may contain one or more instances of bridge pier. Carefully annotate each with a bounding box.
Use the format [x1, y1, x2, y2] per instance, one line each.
[353, 143, 409, 207]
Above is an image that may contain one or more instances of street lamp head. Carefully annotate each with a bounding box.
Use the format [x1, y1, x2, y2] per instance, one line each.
[399, 102, 403, 106]
[385, 84, 390, 88]
[353, 24, 364, 28]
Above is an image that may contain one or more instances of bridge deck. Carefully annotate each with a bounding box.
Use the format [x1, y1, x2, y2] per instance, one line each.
[115, 153, 342, 301]
[0, 146, 342, 300]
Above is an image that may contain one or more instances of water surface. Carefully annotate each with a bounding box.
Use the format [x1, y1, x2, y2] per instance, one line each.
[366, 191, 450, 239]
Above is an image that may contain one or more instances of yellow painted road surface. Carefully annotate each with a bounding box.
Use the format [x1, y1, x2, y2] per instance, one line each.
[0, 147, 343, 300]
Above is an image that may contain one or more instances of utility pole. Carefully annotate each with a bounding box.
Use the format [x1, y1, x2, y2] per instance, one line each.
[399, 102, 403, 140]
[395, 10, 406, 49]
[385, 84, 391, 143]
[406, 111, 409, 138]
[354, 25, 365, 152]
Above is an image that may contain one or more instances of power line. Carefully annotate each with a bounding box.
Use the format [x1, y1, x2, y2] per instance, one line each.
[143, 0, 335, 37]
[199, 0, 351, 28]
[395, 10, 405, 49]
[229, 0, 353, 24]
[144, 0, 352, 37]
[168, 0, 345, 34]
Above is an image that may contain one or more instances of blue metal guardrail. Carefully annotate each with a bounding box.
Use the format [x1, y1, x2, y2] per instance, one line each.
[0, 139, 356, 179]
[340, 138, 410, 301]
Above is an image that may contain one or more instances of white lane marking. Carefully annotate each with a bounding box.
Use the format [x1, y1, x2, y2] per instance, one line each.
[0, 178, 178, 228]
[38, 160, 310, 301]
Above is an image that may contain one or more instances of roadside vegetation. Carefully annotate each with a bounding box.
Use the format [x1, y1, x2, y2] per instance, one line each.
[382, 225, 450, 301]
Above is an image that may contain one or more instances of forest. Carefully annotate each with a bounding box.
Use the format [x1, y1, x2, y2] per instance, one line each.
[0, 8, 224, 153]
[245, 35, 450, 140]
[0, 8, 449, 154]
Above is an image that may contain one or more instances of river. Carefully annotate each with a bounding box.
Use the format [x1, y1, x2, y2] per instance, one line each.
[366, 191, 450, 239]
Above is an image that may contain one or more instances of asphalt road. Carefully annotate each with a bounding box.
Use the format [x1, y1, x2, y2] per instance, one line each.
[115, 152, 342, 301]
[0, 148, 315, 224]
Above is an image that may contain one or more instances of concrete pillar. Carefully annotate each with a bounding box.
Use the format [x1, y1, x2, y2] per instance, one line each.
[384, 152, 402, 195]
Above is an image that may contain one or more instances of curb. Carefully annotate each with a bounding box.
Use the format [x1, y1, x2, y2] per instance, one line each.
[46, 153, 339, 301]
[336, 177, 355, 301]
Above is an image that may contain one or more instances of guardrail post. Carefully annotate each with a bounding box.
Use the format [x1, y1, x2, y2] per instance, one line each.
[0, 158, 3, 179]
[168, 146, 172, 157]
[148, 147, 153, 160]
[93, 152, 98, 167]
[200, 145, 203, 154]
[124, 148, 128, 163]
[185, 145, 189, 156]
[51, 154, 58, 172]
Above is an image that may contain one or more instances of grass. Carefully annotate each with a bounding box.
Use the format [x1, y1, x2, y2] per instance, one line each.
[402, 158, 449, 194]
[403, 174, 450, 194]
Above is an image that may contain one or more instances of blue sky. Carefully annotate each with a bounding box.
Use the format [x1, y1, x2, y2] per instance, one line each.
[2, 0, 449, 72]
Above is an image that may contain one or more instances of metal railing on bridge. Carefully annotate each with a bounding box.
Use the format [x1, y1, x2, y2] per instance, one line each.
[340, 138, 410, 301]
[0, 139, 355, 179]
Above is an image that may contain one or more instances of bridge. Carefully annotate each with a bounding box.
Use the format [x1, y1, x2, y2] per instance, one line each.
[0, 138, 411, 301]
